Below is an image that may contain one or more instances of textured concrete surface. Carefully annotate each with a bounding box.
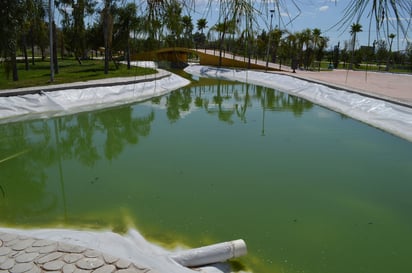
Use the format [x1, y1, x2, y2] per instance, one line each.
[0, 232, 157, 273]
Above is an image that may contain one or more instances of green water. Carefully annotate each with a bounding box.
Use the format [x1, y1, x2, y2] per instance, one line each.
[1, 79, 412, 273]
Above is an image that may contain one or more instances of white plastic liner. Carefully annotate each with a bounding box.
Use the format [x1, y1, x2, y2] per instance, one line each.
[0, 73, 190, 124]
[0, 227, 245, 273]
[185, 65, 412, 142]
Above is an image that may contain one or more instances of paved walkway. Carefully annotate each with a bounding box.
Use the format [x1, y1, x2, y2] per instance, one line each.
[0, 231, 157, 273]
[281, 68, 412, 108]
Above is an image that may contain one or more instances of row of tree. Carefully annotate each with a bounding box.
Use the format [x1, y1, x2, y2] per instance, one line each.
[1, 0, 411, 82]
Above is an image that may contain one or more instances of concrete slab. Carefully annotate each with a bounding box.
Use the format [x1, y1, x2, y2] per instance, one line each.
[0, 231, 156, 273]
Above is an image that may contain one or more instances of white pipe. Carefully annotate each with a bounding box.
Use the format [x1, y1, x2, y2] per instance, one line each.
[170, 239, 247, 267]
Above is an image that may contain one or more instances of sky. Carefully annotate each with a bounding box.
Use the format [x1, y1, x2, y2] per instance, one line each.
[181, 0, 411, 51]
[72, 0, 411, 51]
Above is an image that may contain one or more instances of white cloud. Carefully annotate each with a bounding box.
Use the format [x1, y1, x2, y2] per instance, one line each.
[319, 5, 329, 12]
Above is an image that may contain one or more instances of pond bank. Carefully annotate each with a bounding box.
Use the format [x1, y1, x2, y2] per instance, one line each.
[0, 69, 190, 124]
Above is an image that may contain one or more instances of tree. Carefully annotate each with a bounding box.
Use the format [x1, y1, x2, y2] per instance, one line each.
[386, 33, 395, 71]
[349, 23, 362, 69]
[29, 0, 47, 64]
[164, 0, 183, 47]
[143, 0, 165, 50]
[197, 18, 207, 34]
[268, 28, 283, 64]
[312, 28, 321, 69]
[285, 32, 298, 72]
[406, 42, 412, 71]
[102, 0, 115, 74]
[57, 0, 97, 60]
[209, 18, 238, 65]
[311, 28, 328, 70]
[182, 15, 194, 47]
[19, 0, 37, 71]
[0, 0, 25, 81]
[86, 22, 103, 58]
[295, 29, 311, 70]
[113, 3, 139, 69]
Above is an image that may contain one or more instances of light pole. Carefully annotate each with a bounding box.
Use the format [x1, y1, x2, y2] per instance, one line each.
[265, 9, 275, 71]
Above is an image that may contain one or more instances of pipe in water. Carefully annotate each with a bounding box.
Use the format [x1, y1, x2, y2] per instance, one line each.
[170, 239, 247, 267]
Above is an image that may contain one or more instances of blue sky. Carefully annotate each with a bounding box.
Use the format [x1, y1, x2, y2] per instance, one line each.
[75, 0, 410, 51]
[184, 0, 411, 51]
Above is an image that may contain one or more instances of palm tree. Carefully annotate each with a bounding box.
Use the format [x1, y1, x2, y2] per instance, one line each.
[311, 28, 328, 70]
[102, 0, 114, 74]
[197, 18, 207, 34]
[0, 0, 25, 81]
[285, 32, 298, 72]
[312, 28, 321, 69]
[182, 15, 193, 47]
[386, 33, 396, 71]
[144, 0, 166, 49]
[294, 29, 310, 70]
[164, 0, 183, 46]
[349, 22, 362, 69]
[113, 3, 139, 69]
[300, 28, 312, 69]
[269, 28, 283, 64]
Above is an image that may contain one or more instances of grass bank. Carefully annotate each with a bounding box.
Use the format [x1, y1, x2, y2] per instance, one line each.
[0, 59, 157, 90]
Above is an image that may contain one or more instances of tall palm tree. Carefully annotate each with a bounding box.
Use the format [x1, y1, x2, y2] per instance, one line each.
[102, 0, 114, 74]
[349, 22, 362, 69]
[295, 29, 311, 70]
[164, 0, 183, 46]
[197, 18, 207, 34]
[312, 28, 321, 67]
[386, 33, 396, 71]
[285, 32, 298, 72]
[144, 0, 166, 49]
[0, 0, 25, 81]
[113, 3, 138, 69]
[182, 15, 193, 47]
[269, 28, 283, 64]
[312, 28, 328, 70]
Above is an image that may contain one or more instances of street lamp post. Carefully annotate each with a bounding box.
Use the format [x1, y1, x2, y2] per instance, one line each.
[265, 10, 275, 71]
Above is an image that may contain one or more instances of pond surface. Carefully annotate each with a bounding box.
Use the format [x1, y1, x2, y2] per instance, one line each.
[1, 77, 412, 273]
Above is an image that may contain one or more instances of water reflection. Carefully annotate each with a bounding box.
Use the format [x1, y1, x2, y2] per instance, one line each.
[167, 80, 313, 125]
[0, 105, 155, 225]
[0, 80, 313, 226]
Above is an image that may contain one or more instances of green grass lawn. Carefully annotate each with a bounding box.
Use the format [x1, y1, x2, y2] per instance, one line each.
[0, 58, 157, 90]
